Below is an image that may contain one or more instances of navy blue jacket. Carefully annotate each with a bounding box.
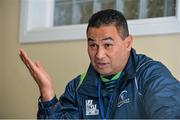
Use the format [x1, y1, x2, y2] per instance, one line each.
[38, 48, 180, 119]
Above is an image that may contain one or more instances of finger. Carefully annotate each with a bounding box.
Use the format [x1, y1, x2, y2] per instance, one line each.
[34, 61, 52, 82]
[20, 54, 38, 80]
[35, 61, 41, 68]
[19, 51, 34, 73]
[35, 61, 47, 76]
[19, 49, 38, 73]
[35, 61, 45, 70]
[19, 49, 31, 66]
[19, 49, 39, 81]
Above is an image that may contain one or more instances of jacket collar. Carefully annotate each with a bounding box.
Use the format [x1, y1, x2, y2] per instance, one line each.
[78, 48, 138, 97]
[78, 64, 99, 97]
[123, 48, 137, 79]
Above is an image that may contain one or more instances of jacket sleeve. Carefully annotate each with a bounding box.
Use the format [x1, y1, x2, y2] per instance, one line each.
[37, 76, 81, 119]
[142, 62, 180, 118]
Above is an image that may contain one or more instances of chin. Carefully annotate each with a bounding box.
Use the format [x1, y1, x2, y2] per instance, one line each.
[97, 69, 112, 76]
[93, 65, 112, 75]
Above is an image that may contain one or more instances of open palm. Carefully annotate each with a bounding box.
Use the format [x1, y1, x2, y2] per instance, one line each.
[19, 49, 55, 101]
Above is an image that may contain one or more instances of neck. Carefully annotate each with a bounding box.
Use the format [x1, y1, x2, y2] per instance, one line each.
[100, 71, 122, 82]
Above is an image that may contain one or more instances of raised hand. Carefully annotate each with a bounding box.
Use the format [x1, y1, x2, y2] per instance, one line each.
[19, 49, 55, 101]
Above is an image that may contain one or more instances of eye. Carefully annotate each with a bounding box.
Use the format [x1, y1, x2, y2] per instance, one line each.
[89, 43, 98, 49]
[104, 43, 113, 49]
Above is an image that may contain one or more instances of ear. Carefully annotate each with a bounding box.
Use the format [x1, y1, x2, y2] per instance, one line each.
[125, 35, 133, 51]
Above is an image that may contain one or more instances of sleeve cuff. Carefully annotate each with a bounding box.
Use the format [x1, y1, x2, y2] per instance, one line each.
[38, 96, 58, 108]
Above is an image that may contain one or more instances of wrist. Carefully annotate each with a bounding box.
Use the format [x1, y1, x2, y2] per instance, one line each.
[40, 87, 55, 102]
[38, 96, 58, 108]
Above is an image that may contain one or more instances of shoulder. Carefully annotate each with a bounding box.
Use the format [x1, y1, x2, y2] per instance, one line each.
[131, 48, 174, 80]
[59, 75, 81, 102]
[136, 60, 180, 118]
[134, 53, 179, 93]
[136, 59, 180, 95]
[64, 75, 81, 93]
[136, 59, 175, 81]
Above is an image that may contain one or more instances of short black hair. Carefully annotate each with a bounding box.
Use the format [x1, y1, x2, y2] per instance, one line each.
[87, 9, 129, 40]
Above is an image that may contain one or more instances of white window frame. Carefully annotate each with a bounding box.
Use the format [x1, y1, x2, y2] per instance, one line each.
[19, 0, 180, 43]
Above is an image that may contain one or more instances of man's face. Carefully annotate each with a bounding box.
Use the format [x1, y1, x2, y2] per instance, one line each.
[87, 25, 132, 76]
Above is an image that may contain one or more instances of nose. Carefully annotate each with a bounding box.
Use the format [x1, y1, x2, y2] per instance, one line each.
[95, 47, 106, 60]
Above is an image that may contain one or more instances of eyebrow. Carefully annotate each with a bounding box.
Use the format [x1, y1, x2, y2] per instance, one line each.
[88, 38, 95, 42]
[102, 37, 114, 41]
[88, 37, 114, 42]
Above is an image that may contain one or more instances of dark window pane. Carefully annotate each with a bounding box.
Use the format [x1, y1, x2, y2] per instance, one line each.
[53, 0, 176, 26]
[100, 0, 116, 10]
[76, 0, 93, 24]
[124, 0, 139, 19]
[148, 0, 176, 18]
[54, 0, 73, 26]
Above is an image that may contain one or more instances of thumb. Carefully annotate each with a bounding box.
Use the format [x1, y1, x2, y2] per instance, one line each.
[35, 61, 42, 68]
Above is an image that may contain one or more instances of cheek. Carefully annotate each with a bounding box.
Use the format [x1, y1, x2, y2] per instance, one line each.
[110, 48, 124, 64]
[111, 54, 122, 65]
[88, 49, 95, 60]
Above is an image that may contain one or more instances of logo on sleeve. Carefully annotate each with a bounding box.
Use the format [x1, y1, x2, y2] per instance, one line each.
[86, 100, 99, 115]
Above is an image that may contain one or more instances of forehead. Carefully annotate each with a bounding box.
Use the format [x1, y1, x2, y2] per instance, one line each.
[87, 25, 120, 40]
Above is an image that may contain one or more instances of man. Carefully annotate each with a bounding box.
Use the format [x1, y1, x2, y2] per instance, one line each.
[19, 9, 180, 119]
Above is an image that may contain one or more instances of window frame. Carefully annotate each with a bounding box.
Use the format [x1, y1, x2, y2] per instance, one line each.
[19, 0, 180, 43]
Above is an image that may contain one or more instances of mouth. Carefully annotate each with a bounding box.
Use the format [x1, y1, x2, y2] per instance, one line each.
[95, 62, 109, 69]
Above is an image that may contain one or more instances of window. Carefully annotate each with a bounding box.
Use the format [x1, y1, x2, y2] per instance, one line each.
[19, 0, 180, 43]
